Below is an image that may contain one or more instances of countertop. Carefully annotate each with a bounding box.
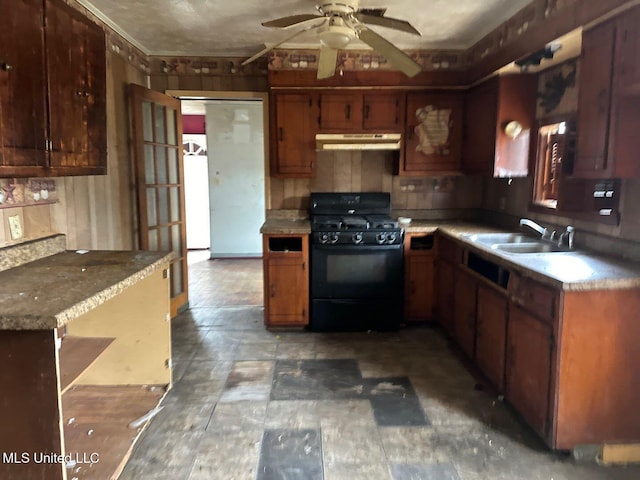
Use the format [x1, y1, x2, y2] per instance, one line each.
[405, 221, 640, 291]
[0, 250, 174, 330]
[260, 218, 311, 234]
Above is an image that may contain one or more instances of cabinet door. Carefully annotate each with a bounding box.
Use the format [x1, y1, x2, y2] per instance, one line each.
[453, 268, 476, 358]
[462, 80, 498, 175]
[616, 6, 640, 93]
[319, 93, 363, 131]
[402, 92, 462, 175]
[274, 93, 314, 177]
[363, 93, 403, 131]
[46, 0, 106, 173]
[574, 20, 615, 177]
[265, 256, 308, 325]
[476, 284, 508, 391]
[405, 255, 435, 321]
[506, 305, 553, 438]
[0, 0, 48, 174]
[436, 260, 455, 333]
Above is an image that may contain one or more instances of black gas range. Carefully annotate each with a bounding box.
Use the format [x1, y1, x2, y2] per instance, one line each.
[309, 192, 403, 332]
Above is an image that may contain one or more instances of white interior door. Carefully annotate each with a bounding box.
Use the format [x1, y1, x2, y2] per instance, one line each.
[206, 101, 265, 258]
[183, 134, 210, 250]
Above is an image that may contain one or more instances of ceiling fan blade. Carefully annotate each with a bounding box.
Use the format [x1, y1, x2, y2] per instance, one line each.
[355, 13, 421, 36]
[262, 14, 324, 29]
[241, 22, 323, 66]
[317, 45, 338, 79]
[358, 28, 422, 77]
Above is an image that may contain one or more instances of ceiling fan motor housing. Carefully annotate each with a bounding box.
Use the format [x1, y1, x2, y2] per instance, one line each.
[318, 1, 359, 16]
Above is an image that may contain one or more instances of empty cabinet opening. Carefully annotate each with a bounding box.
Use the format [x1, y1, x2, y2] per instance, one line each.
[410, 234, 434, 250]
[467, 252, 510, 289]
[268, 237, 303, 252]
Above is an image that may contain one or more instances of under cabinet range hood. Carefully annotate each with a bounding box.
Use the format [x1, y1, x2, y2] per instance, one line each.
[315, 133, 402, 151]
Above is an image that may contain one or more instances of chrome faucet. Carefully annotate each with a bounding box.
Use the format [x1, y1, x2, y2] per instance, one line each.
[558, 226, 575, 249]
[519, 218, 551, 239]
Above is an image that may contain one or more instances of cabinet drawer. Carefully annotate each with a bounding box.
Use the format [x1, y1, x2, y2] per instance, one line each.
[437, 235, 462, 264]
[508, 274, 558, 324]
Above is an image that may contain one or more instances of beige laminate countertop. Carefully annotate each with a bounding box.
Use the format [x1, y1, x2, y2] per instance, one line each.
[0, 250, 174, 330]
[260, 218, 311, 235]
[405, 221, 640, 291]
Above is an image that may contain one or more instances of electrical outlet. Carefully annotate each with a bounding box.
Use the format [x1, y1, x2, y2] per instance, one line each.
[8, 215, 23, 240]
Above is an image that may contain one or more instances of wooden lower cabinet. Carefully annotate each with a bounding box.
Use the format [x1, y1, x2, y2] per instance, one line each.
[404, 233, 435, 322]
[475, 284, 508, 392]
[435, 259, 455, 333]
[506, 305, 553, 438]
[262, 235, 309, 326]
[452, 268, 477, 358]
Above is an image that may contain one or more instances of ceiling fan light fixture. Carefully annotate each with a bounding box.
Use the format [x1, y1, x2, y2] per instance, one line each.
[318, 25, 355, 49]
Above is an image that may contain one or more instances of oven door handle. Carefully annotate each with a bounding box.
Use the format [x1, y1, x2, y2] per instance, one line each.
[311, 243, 402, 251]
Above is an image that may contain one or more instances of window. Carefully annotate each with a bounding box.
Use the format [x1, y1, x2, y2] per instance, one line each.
[532, 117, 619, 224]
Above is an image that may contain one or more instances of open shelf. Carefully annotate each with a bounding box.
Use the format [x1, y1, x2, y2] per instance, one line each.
[62, 385, 165, 480]
[59, 336, 115, 394]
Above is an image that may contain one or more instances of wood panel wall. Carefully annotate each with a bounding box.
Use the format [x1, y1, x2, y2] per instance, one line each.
[149, 73, 268, 93]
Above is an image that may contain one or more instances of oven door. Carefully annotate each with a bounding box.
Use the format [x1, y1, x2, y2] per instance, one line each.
[311, 243, 403, 299]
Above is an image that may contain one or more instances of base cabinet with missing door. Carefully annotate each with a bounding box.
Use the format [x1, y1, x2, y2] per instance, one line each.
[404, 233, 435, 322]
[263, 235, 309, 326]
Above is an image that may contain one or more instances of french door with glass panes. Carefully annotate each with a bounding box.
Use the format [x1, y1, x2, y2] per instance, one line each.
[130, 84, 188, 316]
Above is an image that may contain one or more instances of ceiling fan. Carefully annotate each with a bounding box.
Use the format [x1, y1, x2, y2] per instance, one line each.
[241, 1, 422, 79]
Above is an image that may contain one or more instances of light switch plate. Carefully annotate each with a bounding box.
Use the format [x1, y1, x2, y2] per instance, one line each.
[8, 215, 23, 240]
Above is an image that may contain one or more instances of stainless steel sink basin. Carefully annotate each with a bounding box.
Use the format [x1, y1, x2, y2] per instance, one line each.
[490, 242, 568, 254]
[463, 232, 536, 245]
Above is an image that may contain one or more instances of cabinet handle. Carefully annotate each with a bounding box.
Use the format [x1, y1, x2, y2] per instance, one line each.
[271, 283, 275, 297]
[278, 127, 284, 142]
[345, 104, 351, 120]
[1, 63, 13, 71]
[301, 261, 305, 271]
[364, 104, 370, 120]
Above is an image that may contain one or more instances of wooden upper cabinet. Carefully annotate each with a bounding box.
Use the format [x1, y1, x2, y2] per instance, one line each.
[0, 0, 106, 177]
[0, 0, 48, 174]
[615, 5, 640, 95]
[319, 93, 363, 131]
[272, 93, 314, 177]
[46, 0, 106, 173]
[317, 91, 403, 132]
[400, 92, 463, 176]
[362, 92, 404, 131]
[575, 6, 640, 179]
[462, 74, 537, 177]
[574, 20, 615, 177]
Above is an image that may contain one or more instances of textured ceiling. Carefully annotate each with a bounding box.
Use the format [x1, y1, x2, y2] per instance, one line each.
[79, 0, 533, 56]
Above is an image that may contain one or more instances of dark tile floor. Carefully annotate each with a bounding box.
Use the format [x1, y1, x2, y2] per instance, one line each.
[120, 253, 640, 480]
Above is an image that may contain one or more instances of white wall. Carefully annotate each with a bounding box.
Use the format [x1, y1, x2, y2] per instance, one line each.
[205, 101, 265, 257]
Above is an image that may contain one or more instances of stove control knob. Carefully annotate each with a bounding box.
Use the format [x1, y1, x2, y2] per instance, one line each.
[329, 232, 340, 244]
[386, 232, 398, 244]
[319, 232, 329, 244]
[352, 232, 363, 244]
[376, 232, 387, 244]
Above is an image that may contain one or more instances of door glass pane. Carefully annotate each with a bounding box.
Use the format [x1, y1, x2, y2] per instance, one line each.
[171, 261, 184, 297]
[148, 228, 158, 250]
[168, 148, 179, 184]
[156, 147, 168, 184]
[170, 187, 180, 222]
[154, 105, 166, 143]
[158, 187, 169, 225]
[146, 188, 157, 227]
[166, 108, 177, 145]
[144, 145, 155, 184]
[171, 224, 182, 253]
[142, 101, 153, 142]
[159, 226, 170, 250]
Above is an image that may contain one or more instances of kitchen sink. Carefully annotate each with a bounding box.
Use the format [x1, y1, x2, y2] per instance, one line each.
[490, 242, 568, 254]
[462, 232, 536, 245]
